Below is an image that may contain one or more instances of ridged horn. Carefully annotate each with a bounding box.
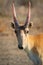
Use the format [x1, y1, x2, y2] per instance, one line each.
[24, 1, 31, 28]
[12, 3, 19, 28]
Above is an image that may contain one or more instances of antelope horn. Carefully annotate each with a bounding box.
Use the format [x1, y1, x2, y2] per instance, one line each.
[24, 1, 31, 27]
[12, 3, 19, 28]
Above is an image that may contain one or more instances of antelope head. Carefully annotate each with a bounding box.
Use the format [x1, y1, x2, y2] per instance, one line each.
[12, 1, 32, 50]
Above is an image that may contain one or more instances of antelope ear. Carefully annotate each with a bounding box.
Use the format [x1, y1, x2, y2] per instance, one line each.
[24, 1, 31, 28]
[28, 22, 33, 28]
[11, 22, 15, 29]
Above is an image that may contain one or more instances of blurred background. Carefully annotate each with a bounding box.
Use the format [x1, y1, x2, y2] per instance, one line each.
[0, 0, 43, 16]
[0, 0, 43, 31]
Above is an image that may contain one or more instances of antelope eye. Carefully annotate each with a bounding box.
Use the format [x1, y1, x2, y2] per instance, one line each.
[15, 30, 17, 33]
[24, 30, 29, 34]
[15, 30, 20, 33]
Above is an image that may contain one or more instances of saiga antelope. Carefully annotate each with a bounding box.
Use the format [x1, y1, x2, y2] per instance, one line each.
[11, 1, 43, 65]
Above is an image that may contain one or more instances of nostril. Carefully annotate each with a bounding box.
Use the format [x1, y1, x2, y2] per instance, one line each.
[18, 45, 23, 50]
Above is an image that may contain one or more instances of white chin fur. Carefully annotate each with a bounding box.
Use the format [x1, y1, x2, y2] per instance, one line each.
[23, 44, 27, 49]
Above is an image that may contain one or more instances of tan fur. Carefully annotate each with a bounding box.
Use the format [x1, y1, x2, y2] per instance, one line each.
[26, 33, 43, 59]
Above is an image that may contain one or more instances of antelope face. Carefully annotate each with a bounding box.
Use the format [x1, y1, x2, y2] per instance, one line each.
[15, 26, 25, 49]
[15, 25, 31, 50]
[11, 2, 32, 49]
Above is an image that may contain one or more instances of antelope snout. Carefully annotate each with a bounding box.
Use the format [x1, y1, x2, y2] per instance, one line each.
[18, 45, 23, 50]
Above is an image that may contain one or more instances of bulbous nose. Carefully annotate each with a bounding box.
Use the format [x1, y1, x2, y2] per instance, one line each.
[18, 45, 23, 50]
